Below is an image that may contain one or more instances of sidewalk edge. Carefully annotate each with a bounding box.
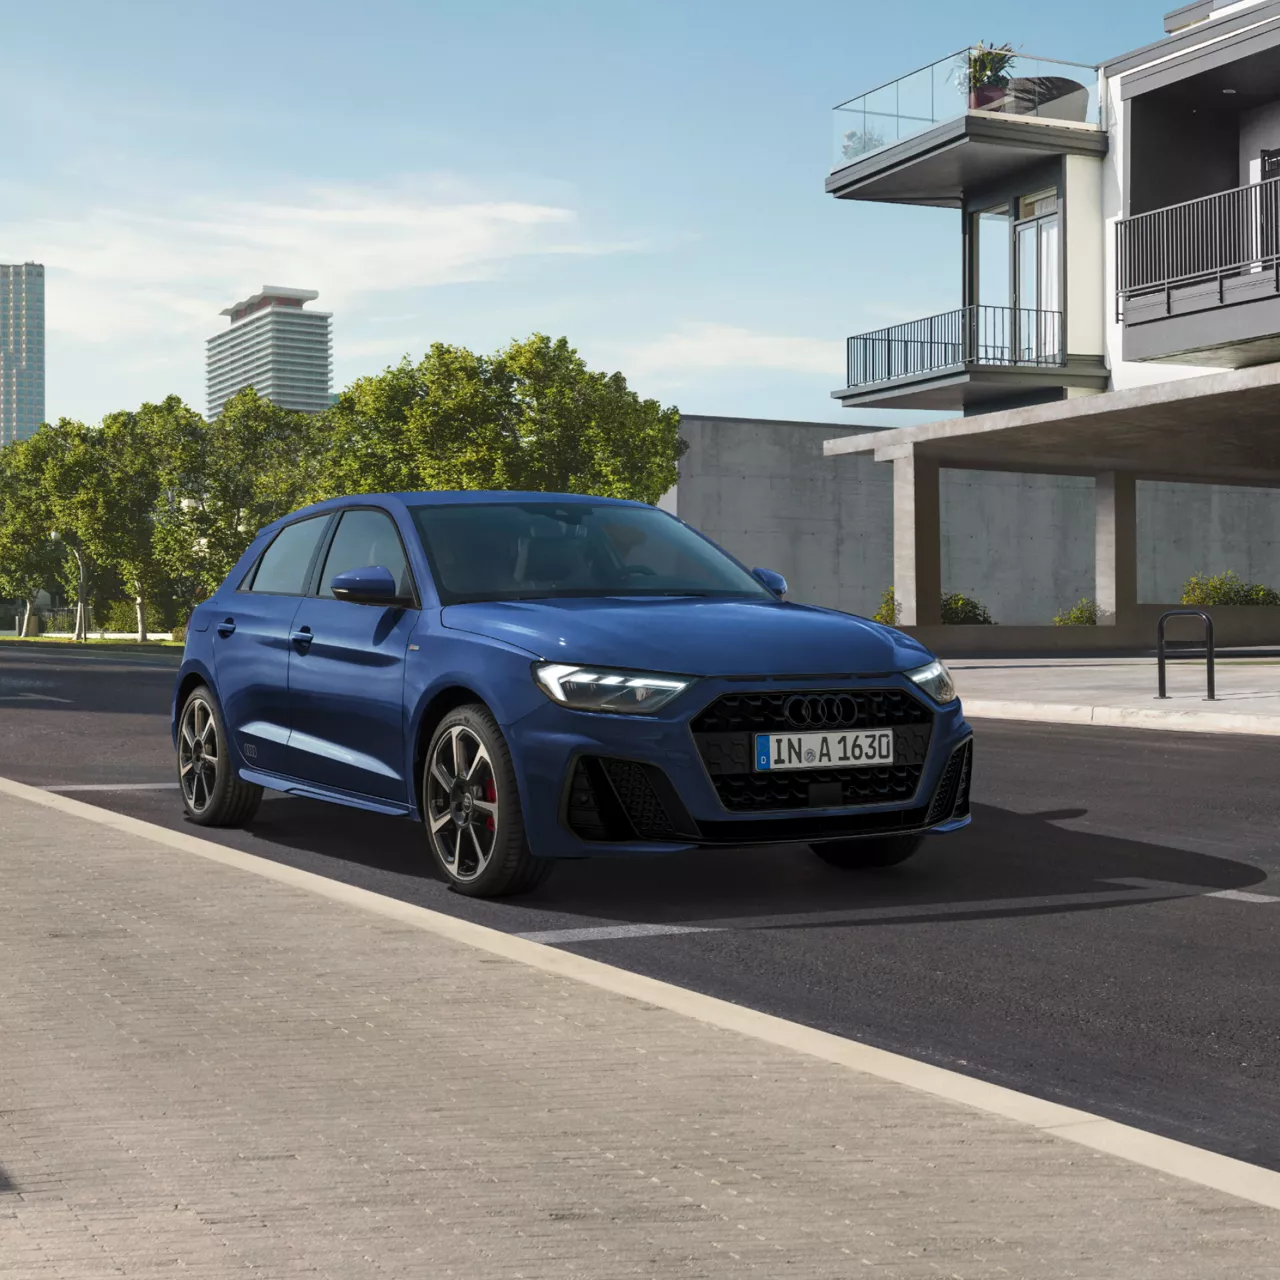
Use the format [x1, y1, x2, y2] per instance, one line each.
[965, 698, 1280, 736]
[4, 772, 1279, 1213]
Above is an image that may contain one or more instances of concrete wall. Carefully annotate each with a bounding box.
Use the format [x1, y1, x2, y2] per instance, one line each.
[675, 415, 1280, 625]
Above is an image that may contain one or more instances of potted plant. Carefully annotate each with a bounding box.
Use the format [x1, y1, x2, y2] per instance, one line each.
[960, 41, 1016, 110]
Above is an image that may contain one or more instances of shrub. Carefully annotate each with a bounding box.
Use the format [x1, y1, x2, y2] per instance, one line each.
[872, 587, 899, 626]
[1053, 597, 1098, 626]
[1181, 570, 1280, 607]
[95, 600, 169, 634]
[941, 592, 993, 625]
[170, 623, 187, 647]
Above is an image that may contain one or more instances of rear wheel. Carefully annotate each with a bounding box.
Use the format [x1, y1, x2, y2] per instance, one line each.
[422, 704, 551, 898]
[809, 834, 924, 869]
[177, 686, 262, 827]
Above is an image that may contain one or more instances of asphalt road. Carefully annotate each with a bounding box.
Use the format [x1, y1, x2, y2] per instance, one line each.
[3, 641, 1279, 1170]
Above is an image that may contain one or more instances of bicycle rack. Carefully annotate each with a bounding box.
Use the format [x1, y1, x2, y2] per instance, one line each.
[1156, 609, 1215, 701]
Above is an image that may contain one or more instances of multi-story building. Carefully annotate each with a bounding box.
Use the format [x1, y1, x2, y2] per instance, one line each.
[206, 286, 333, 419]
[0, 262, 46, 445]
[821, 1, 1280, 650]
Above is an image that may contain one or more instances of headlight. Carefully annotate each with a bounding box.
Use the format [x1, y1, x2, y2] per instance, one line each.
[533, 663, 693, 714]
[906, 659, 956, 705]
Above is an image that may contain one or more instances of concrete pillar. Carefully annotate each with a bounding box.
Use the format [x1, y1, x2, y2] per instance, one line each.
[1095, 471, 1137, 625]
[892, 451, 942, 626]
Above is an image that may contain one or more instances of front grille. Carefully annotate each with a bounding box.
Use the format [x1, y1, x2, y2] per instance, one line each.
[564, 756, 692, 842]
[691, 688, 933, 813]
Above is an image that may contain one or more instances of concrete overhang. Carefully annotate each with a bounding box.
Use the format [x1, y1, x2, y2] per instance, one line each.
[823, 361, 1280, 485]
[825, 113, 1107, 208]
[832, 356, 1110, 411]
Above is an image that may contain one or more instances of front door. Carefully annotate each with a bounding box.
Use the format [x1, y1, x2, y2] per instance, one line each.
[285, 507, 419, 802]
[213, 513, 333, 775]
[1014, 204, 1061, 363]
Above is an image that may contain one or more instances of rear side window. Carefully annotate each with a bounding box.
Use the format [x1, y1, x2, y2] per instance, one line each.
[247, 516, 329, 595]
[318, 508, 413, 599]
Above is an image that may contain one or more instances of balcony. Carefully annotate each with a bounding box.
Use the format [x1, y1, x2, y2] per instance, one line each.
[835, 305, 1107, 411]
[827, 47, 1105, 207]
[1118, 178, 1280, 366]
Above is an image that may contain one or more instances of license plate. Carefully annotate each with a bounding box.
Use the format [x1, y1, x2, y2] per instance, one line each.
[754, 729, 895, 771]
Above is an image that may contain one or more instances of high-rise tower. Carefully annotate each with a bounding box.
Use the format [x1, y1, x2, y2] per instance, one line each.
[0, 262, 46, 444]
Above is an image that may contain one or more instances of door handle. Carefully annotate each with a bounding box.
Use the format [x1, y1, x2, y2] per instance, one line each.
[291, 626, 313, 650]
[216, 617, 236, 637]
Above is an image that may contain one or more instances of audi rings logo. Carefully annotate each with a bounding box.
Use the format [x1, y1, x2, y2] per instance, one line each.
[784, 694, 858, 729]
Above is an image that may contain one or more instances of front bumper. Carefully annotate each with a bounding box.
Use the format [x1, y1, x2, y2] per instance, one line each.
[505, 674, 973, 858]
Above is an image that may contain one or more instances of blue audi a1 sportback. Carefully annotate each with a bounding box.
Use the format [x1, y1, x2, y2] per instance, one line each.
[173, 492, 972, 897]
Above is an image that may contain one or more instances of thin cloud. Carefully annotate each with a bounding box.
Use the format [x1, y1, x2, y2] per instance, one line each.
[623, 322, 841, 378]
[1, 181, 625, 344]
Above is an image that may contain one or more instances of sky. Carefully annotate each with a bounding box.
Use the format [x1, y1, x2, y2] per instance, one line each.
[1, 0, 1159, 428]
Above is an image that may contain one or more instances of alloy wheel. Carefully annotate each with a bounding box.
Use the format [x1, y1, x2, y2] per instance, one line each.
[426, 725, 499, 883]
[179, 695, 220, 814]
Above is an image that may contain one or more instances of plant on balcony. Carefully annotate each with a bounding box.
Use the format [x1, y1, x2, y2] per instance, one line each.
[958, 41, 1016, 110]
[872, 587, 899, 625]
[842, 127, 886, 160]
[1181, 570, 1280, 606]
[1053, 597, 1097, 626]
[942, 591, 994, 625]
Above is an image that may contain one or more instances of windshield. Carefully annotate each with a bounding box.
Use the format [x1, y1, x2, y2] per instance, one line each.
[409, 501, 774, 605]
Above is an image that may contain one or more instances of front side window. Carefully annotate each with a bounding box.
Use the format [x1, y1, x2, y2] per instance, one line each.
[318, 508, 413, 599]
[246, 515, 329, 595]
[410, 501, 773, 606]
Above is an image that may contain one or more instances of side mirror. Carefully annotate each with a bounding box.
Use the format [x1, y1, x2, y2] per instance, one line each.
[330, 564, 408, 606]
[752, 567, 788, 598]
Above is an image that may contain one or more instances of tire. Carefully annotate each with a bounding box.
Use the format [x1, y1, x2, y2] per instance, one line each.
[421, 703, 552, 898]
[177, 685, 263, 827]
[809, 833, 924, 869]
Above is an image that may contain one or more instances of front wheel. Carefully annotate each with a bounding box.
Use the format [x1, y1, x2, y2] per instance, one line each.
[809, 833, 924, 869]
[422, 704, 551, 898]
[177, 686, 262, 827]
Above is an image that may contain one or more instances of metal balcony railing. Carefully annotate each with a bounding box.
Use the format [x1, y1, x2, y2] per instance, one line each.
[1117, 178, 1280, 316]
[846, 305, 1065, 387]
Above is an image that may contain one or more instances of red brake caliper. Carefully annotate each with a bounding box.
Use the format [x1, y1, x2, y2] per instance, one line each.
[485, 778, 497, 831]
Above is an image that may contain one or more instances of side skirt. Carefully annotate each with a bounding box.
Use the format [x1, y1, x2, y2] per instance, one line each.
[238, 767, 415, 819]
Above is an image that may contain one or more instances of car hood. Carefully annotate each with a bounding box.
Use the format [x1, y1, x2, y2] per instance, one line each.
[440, 597, 933, 677]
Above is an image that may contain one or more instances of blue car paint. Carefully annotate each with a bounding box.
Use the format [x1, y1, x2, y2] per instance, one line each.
[174, 490, 972, 859]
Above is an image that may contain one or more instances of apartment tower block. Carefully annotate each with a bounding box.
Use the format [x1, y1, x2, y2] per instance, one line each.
[206, 286, 333, 419]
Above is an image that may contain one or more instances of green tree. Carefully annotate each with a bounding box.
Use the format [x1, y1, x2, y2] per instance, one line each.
[154, 389, 321, 602]
[0, 439, 64, 635]
[320, 334, 683, 503]
[23, 421, 103, 641]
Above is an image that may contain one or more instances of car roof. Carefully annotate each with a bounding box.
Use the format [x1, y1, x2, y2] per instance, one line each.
[257, 490, 652, 537]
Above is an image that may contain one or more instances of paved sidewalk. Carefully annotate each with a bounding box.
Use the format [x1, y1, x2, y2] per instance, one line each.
[2, 788, 1279, 1278]
[954, 656, 1280, 734]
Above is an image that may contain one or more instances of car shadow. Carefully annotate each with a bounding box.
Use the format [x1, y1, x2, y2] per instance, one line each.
[242, 796, 1269, 931]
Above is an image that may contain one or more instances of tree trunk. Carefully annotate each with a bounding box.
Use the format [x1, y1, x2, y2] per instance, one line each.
[21, 598, 38, 637]
[135, 593, 148, 643]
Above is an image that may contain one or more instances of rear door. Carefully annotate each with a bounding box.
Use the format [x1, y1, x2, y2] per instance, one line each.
[213, 513, 333, 775]
[284, 506, 419, 802]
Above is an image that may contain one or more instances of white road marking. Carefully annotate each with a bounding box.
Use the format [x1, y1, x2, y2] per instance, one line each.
[518, 922, 718, 944]
[41, 782, 181, 793]
[0, 692, 74, 703]
[1105, 876, 1279, 902]
[520, 879, 1279, 945]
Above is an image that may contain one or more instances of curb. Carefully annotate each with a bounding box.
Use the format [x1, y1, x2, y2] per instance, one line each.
[2, 773, 1280, 1213]
[964, 698, 1280, 736]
